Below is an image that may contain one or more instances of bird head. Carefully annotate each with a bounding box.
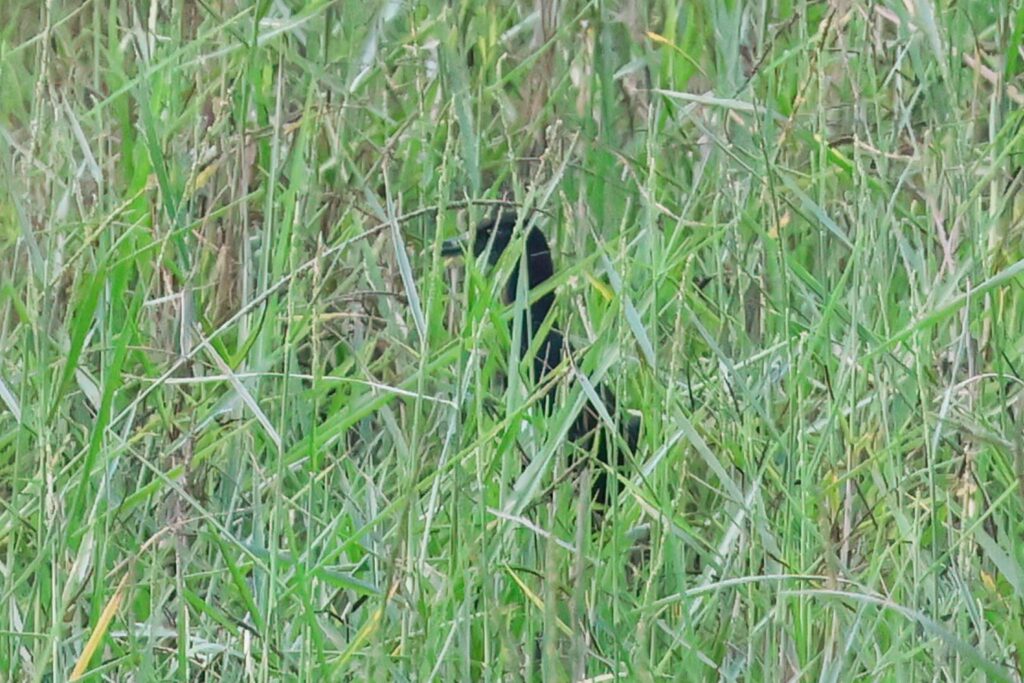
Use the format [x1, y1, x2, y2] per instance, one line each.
[441, 208, 558, 359]
[441, 210, 551, 272]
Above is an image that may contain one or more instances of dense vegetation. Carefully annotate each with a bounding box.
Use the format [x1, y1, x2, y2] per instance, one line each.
[2, 1, 1023, 680]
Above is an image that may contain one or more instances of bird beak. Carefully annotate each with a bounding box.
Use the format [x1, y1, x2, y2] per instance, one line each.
[440, 237, 466, 258]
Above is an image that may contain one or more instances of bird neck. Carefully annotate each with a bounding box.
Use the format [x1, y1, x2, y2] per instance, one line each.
[503, 244, 555, 336]
[502, 243, 559, 384]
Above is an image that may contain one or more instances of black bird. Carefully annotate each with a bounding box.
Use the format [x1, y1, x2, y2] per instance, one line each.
[442, 210, 639, 505]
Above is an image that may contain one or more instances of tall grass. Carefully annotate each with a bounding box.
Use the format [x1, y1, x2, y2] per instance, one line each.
[2, 1, 1023, 680]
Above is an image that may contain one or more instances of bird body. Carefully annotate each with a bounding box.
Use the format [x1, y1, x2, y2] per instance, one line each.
[443, 210, 638, 504]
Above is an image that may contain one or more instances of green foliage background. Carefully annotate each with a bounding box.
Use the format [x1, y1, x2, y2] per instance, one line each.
[2, 1, 1024, 680]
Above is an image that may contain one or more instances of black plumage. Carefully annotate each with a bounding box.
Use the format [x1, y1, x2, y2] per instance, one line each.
[442, 210, 639, 504]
